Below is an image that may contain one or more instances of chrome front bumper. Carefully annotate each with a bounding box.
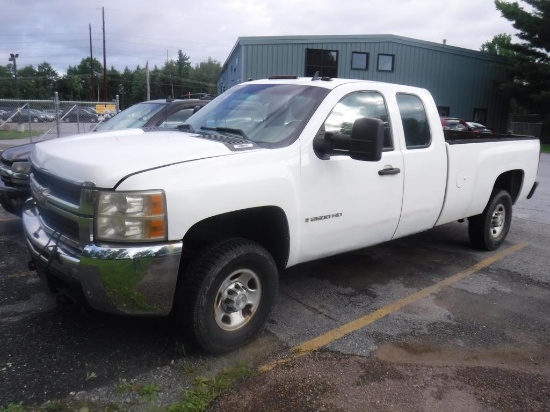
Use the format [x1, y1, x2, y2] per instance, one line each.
[22, 206, 183, 315]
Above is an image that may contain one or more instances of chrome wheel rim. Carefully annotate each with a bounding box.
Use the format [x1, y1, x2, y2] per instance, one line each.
[214, 269, 261, 331]
[490, 203, 506, 238]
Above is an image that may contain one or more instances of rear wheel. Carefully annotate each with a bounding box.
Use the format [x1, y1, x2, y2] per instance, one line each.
[468, 189, 512, 251]
[176, 238, 278, 354]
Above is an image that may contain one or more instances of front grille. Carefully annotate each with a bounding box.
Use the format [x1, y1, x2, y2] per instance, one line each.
[30, 167, 96, 250]
[0, 160, 12, 185]
[0, 158, 11, 168]
[39, 207, 80, 240]
[32, 167, 82, 205]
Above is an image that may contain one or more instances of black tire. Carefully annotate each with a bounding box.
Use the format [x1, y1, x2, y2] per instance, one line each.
[32, 117, 39, 123]
[176, 238, 278, 354]
[468, 189, 512, 251]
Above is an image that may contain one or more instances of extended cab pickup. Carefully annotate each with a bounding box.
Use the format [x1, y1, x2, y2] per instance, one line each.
[22, 77, 540, 353]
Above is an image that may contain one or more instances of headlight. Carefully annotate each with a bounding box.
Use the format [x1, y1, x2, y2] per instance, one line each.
[12, 161, 31, 174]
[95, 190, 167, 242]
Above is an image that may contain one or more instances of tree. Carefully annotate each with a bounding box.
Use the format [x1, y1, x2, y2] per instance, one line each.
[480, 33, 516, 57]
[35, 62, 60, 99]
[0, 51, 221, 103]
[489, 0, 550, 115]
[0, 65, 13, 97]
[176, 50, 191, 78]
[65, 57, 103, 101]
[188, 58, 222, 95]
[17, 65, 39, 99]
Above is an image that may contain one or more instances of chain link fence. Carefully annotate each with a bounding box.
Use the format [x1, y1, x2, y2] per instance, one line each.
[0, 93, 119, 144]
[509, 122, 543, 138]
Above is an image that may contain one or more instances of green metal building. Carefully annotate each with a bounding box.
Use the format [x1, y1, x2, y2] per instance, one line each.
[217, 34, 510, 131]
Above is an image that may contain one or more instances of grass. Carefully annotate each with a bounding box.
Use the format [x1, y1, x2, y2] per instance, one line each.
[0, 129, 43, 140]
[541, 144, 550, 154]
[115, 379, 162, 401]
[0, 361, 255, 412]
[165, 361, 255, 412]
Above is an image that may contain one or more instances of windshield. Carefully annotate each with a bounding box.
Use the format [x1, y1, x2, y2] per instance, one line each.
[96, 102, 166, 132]
[184, 83, 329, 147]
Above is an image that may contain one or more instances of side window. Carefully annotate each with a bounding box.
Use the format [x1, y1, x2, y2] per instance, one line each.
[159, 108, 195, 128]
[324, 91, 393, 150]
[396, 94, 431, 149]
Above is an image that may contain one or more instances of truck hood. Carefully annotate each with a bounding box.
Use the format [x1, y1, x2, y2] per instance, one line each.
[30, 129, 247, 188]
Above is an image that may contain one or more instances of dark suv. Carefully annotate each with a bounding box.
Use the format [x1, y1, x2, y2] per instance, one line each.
[0, 98, 210, 216]
[95, 98, 209, 132]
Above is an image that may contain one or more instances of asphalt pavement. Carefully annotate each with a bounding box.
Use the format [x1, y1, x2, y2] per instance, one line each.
[0, 155, 549, 411]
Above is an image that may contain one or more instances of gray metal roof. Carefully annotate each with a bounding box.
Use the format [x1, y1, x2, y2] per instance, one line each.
[222, 34, 507, 68]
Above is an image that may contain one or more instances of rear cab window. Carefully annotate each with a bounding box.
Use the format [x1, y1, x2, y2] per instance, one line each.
[396, 94, 431, 149]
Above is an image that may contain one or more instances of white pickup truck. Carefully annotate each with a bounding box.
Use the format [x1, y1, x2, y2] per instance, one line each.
[22, 76, 539, 353]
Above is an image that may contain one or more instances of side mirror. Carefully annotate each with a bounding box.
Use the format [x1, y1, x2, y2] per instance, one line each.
[313, 117, 384, 161]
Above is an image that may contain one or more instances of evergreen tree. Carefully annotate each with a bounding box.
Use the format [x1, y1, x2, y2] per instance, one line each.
[491, 0, 550, 115]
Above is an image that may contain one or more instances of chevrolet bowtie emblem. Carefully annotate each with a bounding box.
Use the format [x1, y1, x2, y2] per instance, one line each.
[35, 187, 51, 208]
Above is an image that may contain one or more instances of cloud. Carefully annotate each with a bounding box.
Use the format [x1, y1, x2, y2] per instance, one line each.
[0, 0, 517, 75]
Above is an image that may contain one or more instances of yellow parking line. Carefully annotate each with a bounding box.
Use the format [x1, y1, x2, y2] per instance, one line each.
[260, 242, 527, 372]
[1, 271, 36, 281]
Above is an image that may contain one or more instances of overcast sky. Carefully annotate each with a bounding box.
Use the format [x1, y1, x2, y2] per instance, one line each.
[1, 0, 519, 74]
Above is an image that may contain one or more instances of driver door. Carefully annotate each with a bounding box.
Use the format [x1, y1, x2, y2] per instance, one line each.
[298, 90, 404, 262]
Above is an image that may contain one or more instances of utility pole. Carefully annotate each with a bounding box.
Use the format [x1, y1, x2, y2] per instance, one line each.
[89, 24, 95, 101]
[102, 6, 107, 101]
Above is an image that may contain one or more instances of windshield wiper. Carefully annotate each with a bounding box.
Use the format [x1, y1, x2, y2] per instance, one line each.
[200, 126, 250, 140]
[177, 124, 195, 132]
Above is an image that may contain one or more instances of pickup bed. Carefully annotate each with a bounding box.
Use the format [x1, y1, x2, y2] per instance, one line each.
[21, 77, 539, 353]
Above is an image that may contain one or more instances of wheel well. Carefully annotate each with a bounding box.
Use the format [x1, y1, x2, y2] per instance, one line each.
[182, 206, 290, 269]
[494, 170, 524, 204]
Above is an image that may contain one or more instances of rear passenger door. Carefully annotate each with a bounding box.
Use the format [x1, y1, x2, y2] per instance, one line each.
[392, 93, 448, 239]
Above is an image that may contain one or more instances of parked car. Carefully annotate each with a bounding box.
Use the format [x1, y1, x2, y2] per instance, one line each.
[42, 109, 61, 121]
[2, 109, 50, 123]
[466, 121, 493, 133]
[38, 110, 56, 122]
[0, 98, 209, 216]
[440, 117, 471, 131]
[62, 106, 100, 123]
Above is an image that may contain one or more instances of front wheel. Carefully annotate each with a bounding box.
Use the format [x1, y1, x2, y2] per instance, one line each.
[176, 238, 278, 354]
[468, 189, 512, 251]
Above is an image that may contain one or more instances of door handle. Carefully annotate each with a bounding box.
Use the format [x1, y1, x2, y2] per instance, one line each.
[378, 167, 401, 176]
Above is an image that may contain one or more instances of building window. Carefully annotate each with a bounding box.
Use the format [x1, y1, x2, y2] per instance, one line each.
[437, 106, 450, 116]
[351, 52, 369, 70]
[396, 93, 431, 149]
[377, 54, 395, 72]
[305, 48, 338, 78]
[473, 108, 487, 124]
